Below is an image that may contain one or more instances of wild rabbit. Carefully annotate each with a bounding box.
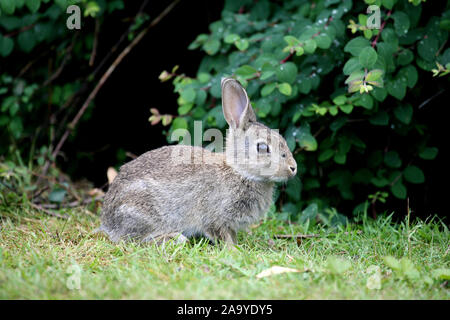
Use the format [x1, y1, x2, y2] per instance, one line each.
[99, 78, 297, 245]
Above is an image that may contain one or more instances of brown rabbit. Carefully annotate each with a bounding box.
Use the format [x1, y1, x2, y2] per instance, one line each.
[99, 78, 297, 244]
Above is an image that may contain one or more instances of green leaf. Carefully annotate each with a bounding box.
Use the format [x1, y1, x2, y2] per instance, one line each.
[235, 65, 258, 78]
[49, 188, 67, 203]
[392, 11, 410, 36]
[398, 66, 418, 88]
[403, 165, 425, 184]
[363, 29, 373, 39]
[17, 31, 36, 53]
[0, 36, 14, 57]
[393, 104, 413, 124]
[0, 0, 16, 15]
[419, 147, 438, 160]
[180, 88, 196, 103]
[417, 36, 438, 62]
[369, 110, 389, 125]
[440, 19, 450, 31]
[382, 0, 395, 10]
[26, 0, 41, 13]
[359, 47, 378, 69]
[365, 69, 383, 82]
[278, 82, 292, 96]
[1, 96, 15, 112]
[384, 151, 402, 168]
[391, 179, 407, 199]
[315, 34, 332, 49]
[294, 46, 304, 56]
[396, 49, 414, 66]
[197, 72, 211, 83]
[85, 1, 100, 17]
[224, 33, 240, 44]
[203, 39, 220, 55]
[188, 34, 208, 50]
[276, 62, 298, 84]
[260, 70, 275, 80]
[303, 39, 317, 54]
[386, 79, 406, 100]
[261, 83, 277, 96]
[172, 117, 188, 130]
[354, 94, 373, 109]
[298, 131, 318, 151]
[371, 87, 387, 102]
[334, 152, 346, 164]
[318, 149, 335, 162]
[235, 38, 249, 51]
[286, 178, 302, 201]
[178, 103, 193, 115]
[284, 35, 300, 46]
[332, 95, 347, 105]
[339, 104, 353, 114]
[298, 203, 318, 224]
[344, 37, 371, 56]
[345, 70, 365, 84]
[343, 58, 362, 75]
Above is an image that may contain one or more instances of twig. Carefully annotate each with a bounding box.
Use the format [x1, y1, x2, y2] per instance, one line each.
[418, 89, 446, 109]
[37, 1, 149, 181]
[42, 35, 78, 88]
[89, 19, 100, 67]
[31, 171, 81, 202]
[274, 234, 319, 239]
[4, 23, 36, 38]
[372, 10, 392, 48]
[30, 202, 69, 219]
[34, 196, 103, 209]
[436, 39, 447, 57]
[51, 0, 182, 161]
[32, 186, 50, 199]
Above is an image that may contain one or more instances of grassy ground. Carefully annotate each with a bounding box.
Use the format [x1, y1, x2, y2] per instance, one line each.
[0, 205, 448, 299]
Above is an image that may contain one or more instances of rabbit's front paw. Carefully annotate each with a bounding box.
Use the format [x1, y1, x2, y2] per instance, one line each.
[205, 228, 237, 246]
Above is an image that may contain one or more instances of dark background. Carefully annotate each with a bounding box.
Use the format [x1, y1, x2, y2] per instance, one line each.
[60, 0, 447, 220]
[63, 0, 224, 182]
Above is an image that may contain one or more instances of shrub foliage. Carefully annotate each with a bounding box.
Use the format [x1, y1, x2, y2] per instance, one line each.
[160, 0, 449, 221]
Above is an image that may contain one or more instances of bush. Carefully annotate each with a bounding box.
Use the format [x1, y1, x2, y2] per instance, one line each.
[0, 0, 127, 163]
[160, 0, 449, 222]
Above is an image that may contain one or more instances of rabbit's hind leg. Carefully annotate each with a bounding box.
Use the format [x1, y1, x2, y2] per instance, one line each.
[101, 203, 157, 242]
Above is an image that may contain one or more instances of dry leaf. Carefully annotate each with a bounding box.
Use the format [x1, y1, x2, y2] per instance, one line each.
[87, 188, 105, 197]
[107, 167, 118, 184]
[256, 266, 302, 279]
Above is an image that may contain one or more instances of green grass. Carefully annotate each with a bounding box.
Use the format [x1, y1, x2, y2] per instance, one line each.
[0, 205, 448, 299]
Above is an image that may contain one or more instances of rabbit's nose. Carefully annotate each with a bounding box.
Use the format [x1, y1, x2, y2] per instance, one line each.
[289, 166, 297, 174]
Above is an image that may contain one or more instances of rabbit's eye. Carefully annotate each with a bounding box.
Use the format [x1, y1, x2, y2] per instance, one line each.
[281, 153, 287, 158]
[257, 142, 270, 153]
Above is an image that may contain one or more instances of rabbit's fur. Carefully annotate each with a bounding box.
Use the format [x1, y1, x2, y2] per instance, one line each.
[99, 78, 297, 244]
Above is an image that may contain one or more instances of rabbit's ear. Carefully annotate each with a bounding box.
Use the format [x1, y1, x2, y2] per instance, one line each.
[221, 78, 256, 129]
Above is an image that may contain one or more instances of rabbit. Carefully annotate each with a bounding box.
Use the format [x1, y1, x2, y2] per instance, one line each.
[98, 77, 297, 245]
